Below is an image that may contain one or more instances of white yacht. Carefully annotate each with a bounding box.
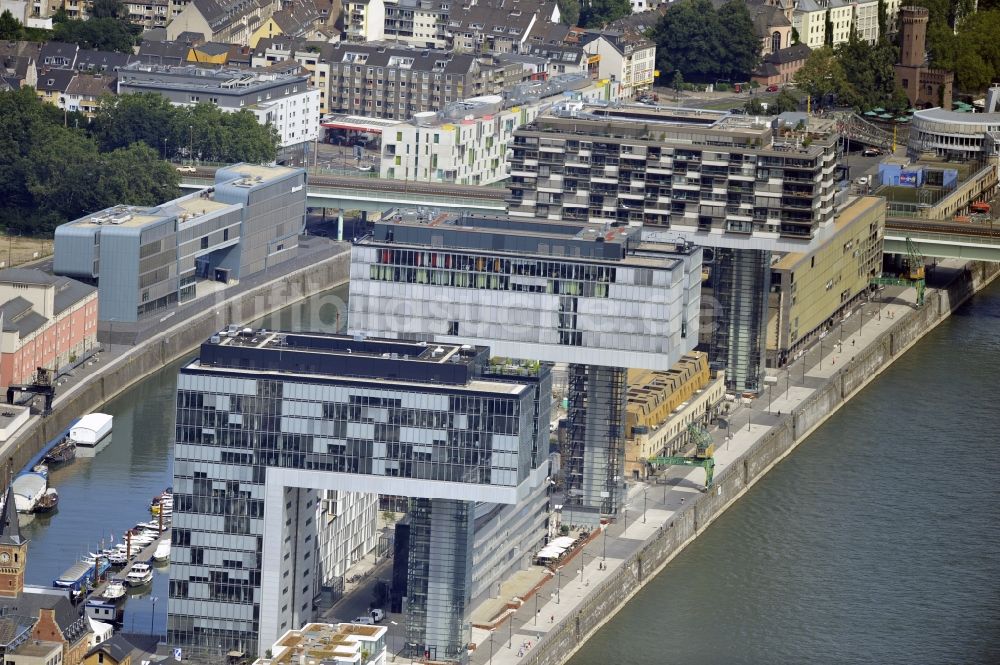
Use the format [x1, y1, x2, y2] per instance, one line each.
[152, 539, 170, 563]
[125, 562, 152, 587]
[104, 580, 126, 600]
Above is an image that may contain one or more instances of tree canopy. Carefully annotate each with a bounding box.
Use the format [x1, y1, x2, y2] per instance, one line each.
[0, 88, 179, 236]
[556, 0, 580, 27]
[650, 0, 760, 83]
[52, 17, 140, 53]
[93, 93, 280, 164]
[794, 37, 910, 112]
[579, 0, 631, 28]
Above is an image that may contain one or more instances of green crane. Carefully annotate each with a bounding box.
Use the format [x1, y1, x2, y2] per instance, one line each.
[871, 236, 925, 306]
[645, 424, 717, 490]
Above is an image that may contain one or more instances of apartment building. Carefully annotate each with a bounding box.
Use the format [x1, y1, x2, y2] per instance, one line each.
[379, 74, 619, 185]
[53, 164, 305, 322]
[124, 0, 170, 29]
[767, 196, 884, 365]
[116, 62, 320, 157]
[383, 0, 448, 48]
[166, 0, 281, 45]
[793, 0, 880, 48]
[578, 30, 655, 98]
[299, 41, 509, 120]
[344, 0, 385, 42]
[506, 103, 842, 393]
[166, 333, 552, 660]
[624, 352, 726, 480]
[349, 212, 702, 524]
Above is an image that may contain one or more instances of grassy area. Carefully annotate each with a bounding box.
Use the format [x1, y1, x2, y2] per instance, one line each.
[0, 234, 54, 268]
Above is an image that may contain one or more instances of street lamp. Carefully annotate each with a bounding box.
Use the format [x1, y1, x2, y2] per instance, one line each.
[642, 488, 647, 524]
[489, 630, 495, 665]
[150, 596, 158, 635]
[556, 568, 561, 604]
[602, 525, 607, 561]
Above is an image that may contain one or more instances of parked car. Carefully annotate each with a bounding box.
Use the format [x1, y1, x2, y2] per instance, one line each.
[351, 616, 375, 625]
[370, 608, 385, 623]
[862, 147, 883, 157]
[175, 166, 196, 173]
[766, 84, 779, 93]
[728, 108, 745, 115]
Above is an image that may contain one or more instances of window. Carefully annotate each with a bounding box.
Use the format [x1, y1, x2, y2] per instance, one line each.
[201, 236, 209, 249]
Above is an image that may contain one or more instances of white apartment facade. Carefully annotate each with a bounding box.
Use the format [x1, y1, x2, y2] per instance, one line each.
[793, 0, 881, 48]
[316, 490, 379, 589]
[579, 32, 656, 98]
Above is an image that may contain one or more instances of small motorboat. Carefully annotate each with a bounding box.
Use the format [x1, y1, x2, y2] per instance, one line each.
[125, 562, 153, 587]
[107, 552, 129, 567]
[34, 488, 58, 513]
[152, 540, 170, 563]
[43, 439, 76, 465]
[32, 463, 49, 478]
[103, 580, 126, 600]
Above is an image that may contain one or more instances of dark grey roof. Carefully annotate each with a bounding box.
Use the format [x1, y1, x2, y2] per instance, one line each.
[306, 42, 482, 76]
[765, 43, 811, 65]
[0, 486, 23, 547]
[271, 3, 321, 35]
[528, 43, 585, 65]
[0, 591, 89, 645]
[38, 41, 78, 68]
[607, 6, 668, 34]
[142, 27, 168, 42]
[85, 633, 136, 661]
[190, 41, 231, 57]
[0, 615, 35, 649]
[36, 68, 75, 92]
[75, 49, 135, 72]
[0, 300, 47, 337]
[137, 40, 190, 66]
[0, 269, 95, 317]
[754, 61, 780, 77]
[66, 73, 115, 99]
[448, 1, 540, 38]
[0, 41, 41, 63]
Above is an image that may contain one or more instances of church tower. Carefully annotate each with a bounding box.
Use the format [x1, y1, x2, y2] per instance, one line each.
[0, 486, 28, 598]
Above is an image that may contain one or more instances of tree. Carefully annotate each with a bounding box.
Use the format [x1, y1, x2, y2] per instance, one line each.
[794, 46, 847, 106]
[672, 70, 684, 101]
[744, 97, 765, 115]
[951, 9, 1000, 91]
[877, 0, 888, 42]
[0, 10, 21, 40]
[717, 0, 761, 80]
[52, 17, 138, 53]
[557, 0, 580, 27]
[772, 90, 800, 114]
[650, 0, 724, 83]
[0, 88, 180, 236]
[579, 0, 631, 28]
[90, 0, 123, 19]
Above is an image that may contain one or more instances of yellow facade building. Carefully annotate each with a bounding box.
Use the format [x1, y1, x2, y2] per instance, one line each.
[767, 196, 885, 366]
[624, 352, 726, 480]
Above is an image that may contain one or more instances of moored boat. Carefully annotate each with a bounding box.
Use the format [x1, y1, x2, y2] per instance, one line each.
[124, 562, 152, 587]
[43, 439, 76, 465]
[70, 413, 113, 457]
[11, 471, 47, 513]
[34, 488, 58, 513]
[152, 539, 170, 563]
[103, 580, 126, 600]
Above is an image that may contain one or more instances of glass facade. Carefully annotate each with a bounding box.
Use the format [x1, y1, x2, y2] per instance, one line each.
[167, 334, 547, 661]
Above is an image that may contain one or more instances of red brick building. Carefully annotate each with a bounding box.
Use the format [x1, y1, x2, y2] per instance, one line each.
[0, 269, 97, 389]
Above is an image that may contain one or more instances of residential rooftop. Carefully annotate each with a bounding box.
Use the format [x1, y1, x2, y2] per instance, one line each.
[117, 61, 309, 94]
[257, 622, 386, 665]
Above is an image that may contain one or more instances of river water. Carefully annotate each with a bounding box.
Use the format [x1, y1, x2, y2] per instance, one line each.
[569, 280, 1000, 664]
[18, 285, 348, 636]
[18, 279, 999, 659]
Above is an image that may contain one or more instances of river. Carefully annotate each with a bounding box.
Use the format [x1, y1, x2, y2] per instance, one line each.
[18, 284, 348, 636]
[569, 280, 1000, 664]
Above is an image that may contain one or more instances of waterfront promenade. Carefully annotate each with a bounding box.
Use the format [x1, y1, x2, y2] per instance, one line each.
[457, 282, 923, 665]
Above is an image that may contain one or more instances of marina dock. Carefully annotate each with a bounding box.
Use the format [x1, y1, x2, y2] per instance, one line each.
[87, 527, 171, 601]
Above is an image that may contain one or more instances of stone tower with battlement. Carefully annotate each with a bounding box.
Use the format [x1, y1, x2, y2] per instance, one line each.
[895, 5, 953, 110]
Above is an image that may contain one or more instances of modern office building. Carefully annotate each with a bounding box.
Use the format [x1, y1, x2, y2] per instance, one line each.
[766, 196, 884, 366]
[349, 211, 702, 524]
[53, 164, 305, 322]
[167, 332, 552, 661]
[116, 62, 320, 162]
[506, 102, 842, 393]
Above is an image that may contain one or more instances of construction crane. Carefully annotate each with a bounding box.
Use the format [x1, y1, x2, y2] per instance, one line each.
[870, 236, 925, 306]
[645, 424, 716, 490]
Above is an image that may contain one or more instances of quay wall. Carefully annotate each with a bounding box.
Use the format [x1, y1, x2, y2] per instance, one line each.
[524, 259, 1000, 665]
[2, 247, 352, 479]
